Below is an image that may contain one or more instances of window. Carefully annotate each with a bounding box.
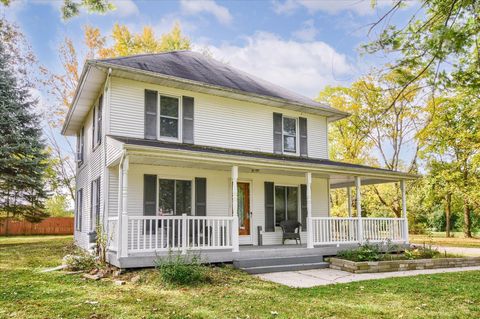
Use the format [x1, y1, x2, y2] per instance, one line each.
[275, 186, 298, 226]
[283, 117, 297, 153]
[75, 189, 83, 231]
[92, 95, 103, 148]
[159, 95, 179, 139]
[158, 179, 191, 215]
[90, 177, 100, 231]
[77, 127, 84, 166]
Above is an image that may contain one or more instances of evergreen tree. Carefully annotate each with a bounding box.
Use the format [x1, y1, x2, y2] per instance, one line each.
[0, 40, 49, 222]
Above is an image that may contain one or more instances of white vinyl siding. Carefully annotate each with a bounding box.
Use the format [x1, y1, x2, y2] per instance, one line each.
[109, 77, 328, 159]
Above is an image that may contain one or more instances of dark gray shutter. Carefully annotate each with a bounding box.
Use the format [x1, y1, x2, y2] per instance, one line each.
[195, 177, 206, 216]
[97, 95, 103, 144]
[273, 113, 283, 154]
[143, 175, 157, 216]
[92, 107, 96, 148]
[144, 90, 158, 140]
[182, 96, 194, 144]
[299, 117, 308, 157]
[264, 182, 275, 232]
[301, 184, 307, 231]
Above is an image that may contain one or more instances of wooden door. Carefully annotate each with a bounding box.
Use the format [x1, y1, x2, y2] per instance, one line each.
[237, 182, 250, 236]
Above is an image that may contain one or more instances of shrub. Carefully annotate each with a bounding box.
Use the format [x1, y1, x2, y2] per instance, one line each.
[404, 244, 440, 260]
[337, 242, 382, 262]
[155, 251, 210, 286]
[63, 249, 97, 271]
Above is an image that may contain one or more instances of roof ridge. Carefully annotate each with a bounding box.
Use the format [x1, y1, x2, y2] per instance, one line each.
[95, 50, 194, 62]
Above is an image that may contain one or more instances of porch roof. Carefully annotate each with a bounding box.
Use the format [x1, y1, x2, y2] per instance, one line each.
[109, 135, 418, 188]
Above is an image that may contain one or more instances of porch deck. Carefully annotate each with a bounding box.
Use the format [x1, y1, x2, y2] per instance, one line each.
[108, 242, 408, 269]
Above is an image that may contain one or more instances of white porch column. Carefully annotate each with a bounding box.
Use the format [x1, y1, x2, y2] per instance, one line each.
[306, 172, 314, 248]
[400, 180, 409, 243]
[346, 186, 352, 217]
[355, 176, 363, 244]
[119, 156, 129, 258]
[231, 166, 240, 252]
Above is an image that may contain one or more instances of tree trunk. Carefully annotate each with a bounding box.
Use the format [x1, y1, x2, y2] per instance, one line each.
[445, 193, 451, 238]
[463, 201, 472, 238]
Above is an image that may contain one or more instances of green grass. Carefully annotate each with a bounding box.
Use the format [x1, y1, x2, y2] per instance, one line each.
[410, 232, 480, 248]
[1, 236, 480, 318]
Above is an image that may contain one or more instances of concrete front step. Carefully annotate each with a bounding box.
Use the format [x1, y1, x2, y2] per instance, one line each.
[233, 255, 325, 268]
[240, 262, 330, 274]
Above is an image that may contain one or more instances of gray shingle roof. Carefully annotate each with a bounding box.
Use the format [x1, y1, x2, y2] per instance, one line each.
[97, 51, 337, 111]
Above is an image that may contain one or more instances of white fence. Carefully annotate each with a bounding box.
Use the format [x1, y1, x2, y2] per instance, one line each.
[120, 215, 235, 253]
[312, 217, 406, 245]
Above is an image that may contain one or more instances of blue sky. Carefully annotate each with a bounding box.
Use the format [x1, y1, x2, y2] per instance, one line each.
[4, 0, 421, 98]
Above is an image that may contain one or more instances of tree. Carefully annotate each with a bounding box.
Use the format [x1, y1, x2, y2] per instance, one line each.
[365, 0, 480, 105]
[317, 70, 426, 217]
[418, 92, 480, 237]
[0, 40, 49, 223]
[0, 0, 115, 20]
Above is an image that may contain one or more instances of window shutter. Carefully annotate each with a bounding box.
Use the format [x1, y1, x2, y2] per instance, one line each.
[96, 177, 101, 227]
[195, 177, 207, 216]
[79, 127, 84, 163]
[143, 175, 157, 216]
[300, 184, 307, 231]
[273, 113, 283, 154]
[90, 180, 95, 231]
[299, 117, 308, 157]
[264, 182, 275, 232]
[144, 90, 158, 140]
[182, 96, 194, 144]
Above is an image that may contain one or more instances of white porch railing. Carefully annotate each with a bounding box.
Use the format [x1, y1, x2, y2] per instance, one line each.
[123, 215, 235, 254]
[312, 217, 406, 245]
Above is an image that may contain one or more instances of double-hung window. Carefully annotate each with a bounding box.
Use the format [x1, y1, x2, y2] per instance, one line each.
[75, 189, 83, 231]
[282, 117, 297, 153]
[159, 96, 180, 139]
[92, 95, 103, 148]
[90, 177, 101, 231]
[274, 186, 298, 226]
[158, 179, 192, 215]
[77, 127, 84, 166]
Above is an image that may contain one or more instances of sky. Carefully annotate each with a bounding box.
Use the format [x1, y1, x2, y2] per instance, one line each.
[3, 0, 421, 99]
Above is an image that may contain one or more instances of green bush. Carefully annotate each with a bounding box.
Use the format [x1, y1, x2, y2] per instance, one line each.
[337, 242, 383, 262]
[155, 251, 210, 286]
[404, 244, 440, 260]
[63, 249, 97, 271]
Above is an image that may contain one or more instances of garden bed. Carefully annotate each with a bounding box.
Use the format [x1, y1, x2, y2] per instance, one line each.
[330, 256, 480, 273]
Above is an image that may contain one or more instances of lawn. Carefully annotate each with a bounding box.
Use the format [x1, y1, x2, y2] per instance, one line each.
[410, 232, 480, 248]
[1, 236, 480, 318]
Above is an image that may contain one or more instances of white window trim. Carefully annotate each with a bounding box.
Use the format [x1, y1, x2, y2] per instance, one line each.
[273, 183, 301, 228]
[156, 176, 194, 216]
[158, 93, 182, 142]
[282, 116, 299, 155]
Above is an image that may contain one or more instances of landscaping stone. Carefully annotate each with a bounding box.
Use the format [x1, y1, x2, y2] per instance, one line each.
[114, 280, 126, 286]
[329, 257, 480, 273]
[83, 273, 102, 280]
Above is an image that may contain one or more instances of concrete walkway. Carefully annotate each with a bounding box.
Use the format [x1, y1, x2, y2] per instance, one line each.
[256, 266, 480, 288]
[431, 245, 480, 257]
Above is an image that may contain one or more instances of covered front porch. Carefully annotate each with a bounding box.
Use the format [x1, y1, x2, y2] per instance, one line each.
[104, 138, 413, 267]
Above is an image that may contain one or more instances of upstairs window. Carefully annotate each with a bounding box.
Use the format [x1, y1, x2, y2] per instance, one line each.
[159, 95, 180, 139]
[282, 117, 297, 153]
[77, 126, 84, 166]
[92, 95, 103, 148]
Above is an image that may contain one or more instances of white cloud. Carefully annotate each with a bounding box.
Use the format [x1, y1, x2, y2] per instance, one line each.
[273, 0, 391, 16]
[206, 32, 355, 98]
[292, 19, 317, 41]
[111, 0, 139, 17]
[180, 0, 232, 25]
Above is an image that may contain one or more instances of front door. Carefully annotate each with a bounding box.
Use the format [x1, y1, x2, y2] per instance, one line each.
[237, 182, 251, 240]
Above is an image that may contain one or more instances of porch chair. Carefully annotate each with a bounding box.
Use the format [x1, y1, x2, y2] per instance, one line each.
[279, 220, 302, 245]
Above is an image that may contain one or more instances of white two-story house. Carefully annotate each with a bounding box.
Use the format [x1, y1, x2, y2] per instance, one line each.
[62, 51, 414, 270]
